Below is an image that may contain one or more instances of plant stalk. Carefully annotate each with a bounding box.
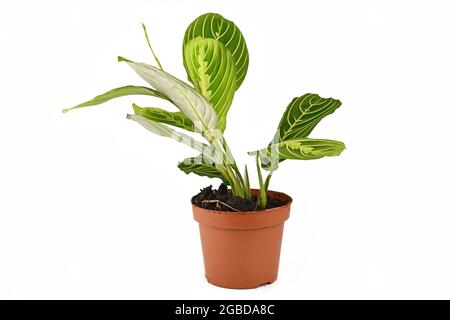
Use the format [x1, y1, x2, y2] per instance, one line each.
[256, 152, 267, 209]
[264, 170, 273, 193]
[212, 135, 249, 198]
[243, 165, 251, 198]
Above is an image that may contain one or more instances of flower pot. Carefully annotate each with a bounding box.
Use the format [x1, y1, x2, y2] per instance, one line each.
[192, 189, 292, 289]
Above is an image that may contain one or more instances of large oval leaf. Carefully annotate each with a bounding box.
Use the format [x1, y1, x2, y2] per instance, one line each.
[184, 37, 236, 131]
[119, 57, 218, 140]
[249, 138, 346, 170]
[183, 13, 249, 89]
[273, 93, 342, 143]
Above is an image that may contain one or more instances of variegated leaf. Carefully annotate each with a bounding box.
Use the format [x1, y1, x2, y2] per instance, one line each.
[178, 154, 229, 184]
[132, 103, 194, 132]
[273, 93, 342, 143]
[183, 13, 249, 89]
[127, 114, 208, 153]
[119, 57, 218, 140]
[249, 138, 345, 170]
[184, 37, 237, 132]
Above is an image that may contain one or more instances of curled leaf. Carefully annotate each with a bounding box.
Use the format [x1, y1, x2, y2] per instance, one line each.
[183, 13, 249, 89]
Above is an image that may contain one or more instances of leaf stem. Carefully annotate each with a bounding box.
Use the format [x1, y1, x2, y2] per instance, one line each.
[226, 163, 245, 197]
[256, 151, 267, 209]
[264, 170, 273, 193]
[213, 135, 248, 198]
[141, 23, 163, 70]
[244, 165, 251, 197]
[231, 163, 248, 195]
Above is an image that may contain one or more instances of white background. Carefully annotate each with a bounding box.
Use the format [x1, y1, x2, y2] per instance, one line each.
[1, 0, 449, 299]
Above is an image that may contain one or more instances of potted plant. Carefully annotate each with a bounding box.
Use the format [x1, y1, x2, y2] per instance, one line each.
[63, 13, 345, 289]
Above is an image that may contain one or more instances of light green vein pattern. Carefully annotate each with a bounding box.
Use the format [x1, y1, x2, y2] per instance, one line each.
[184, 37, 237, 131]
[273, 93, 342, 143]
[183, 13, 249, 90]
[249, 138, 346, 170]
[249, 93, 345, 170]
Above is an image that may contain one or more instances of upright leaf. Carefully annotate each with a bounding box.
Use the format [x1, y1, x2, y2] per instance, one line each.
[178, 154, 229, 185]
[184, 37, 237, 131]
[273, 93, 342, 143]
[62, 85, 167, 113]
[249, 138, 346, 170]
[250, 93, 344, 170]
[132, 103, 194, 132]
[119, 57, 218, 140]
[183, 13, 249, 89]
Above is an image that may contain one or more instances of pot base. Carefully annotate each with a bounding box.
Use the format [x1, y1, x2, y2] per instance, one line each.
[205, 275, 278, 290]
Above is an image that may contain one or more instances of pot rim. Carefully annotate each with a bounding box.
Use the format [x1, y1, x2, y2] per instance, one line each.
[192, 189, 292, 230]
[191, 189, 293, 215]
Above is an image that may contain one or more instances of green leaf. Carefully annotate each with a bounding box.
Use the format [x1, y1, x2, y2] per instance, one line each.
[132, 103, 194, 132]
[178, 154, 229, 185]
[184, 37, 237, 131]
[127, 114, 208, 153]
[249, 138, 346, 170]
[273, 93, 342, 143]
[249, 93, 344, 170]
[183, 13, 249, 89]
[119, 57, 219, 140]
[62, 85, 167, 113]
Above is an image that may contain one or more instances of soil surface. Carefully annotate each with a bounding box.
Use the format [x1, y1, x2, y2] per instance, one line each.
[192, 184, 288, 212]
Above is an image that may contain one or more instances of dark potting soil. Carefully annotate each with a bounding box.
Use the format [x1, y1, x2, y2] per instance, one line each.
[192, 184, 288, 212]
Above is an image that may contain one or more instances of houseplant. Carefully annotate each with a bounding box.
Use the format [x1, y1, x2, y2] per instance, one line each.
[63, 13, 345, 289]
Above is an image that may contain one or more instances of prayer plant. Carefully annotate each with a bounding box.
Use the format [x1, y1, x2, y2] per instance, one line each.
[63, 13, 345, 209]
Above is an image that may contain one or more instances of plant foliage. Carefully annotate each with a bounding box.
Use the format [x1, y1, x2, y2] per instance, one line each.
[63, 13, 345, 209]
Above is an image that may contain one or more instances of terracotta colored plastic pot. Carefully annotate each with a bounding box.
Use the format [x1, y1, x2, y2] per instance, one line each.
[192, 189, 292, 289]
